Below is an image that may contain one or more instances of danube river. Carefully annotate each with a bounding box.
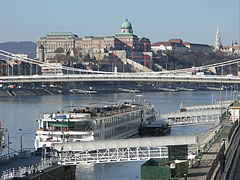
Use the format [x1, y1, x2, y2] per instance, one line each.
[0, 90, 226, 179]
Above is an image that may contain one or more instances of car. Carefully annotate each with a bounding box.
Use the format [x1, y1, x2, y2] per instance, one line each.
[221, 138, 227, 146]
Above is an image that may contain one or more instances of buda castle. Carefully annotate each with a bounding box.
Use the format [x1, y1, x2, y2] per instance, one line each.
[36, 19, 151, 63]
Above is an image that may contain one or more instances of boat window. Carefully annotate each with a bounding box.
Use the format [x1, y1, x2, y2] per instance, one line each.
[43, 121, 47, 130]
[47, 121, 92, 131]
[75, 121, 92, 131]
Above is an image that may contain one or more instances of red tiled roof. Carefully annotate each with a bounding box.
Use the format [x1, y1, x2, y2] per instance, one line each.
[168, 39, 183, 43]
[183, 42, 190, 46]
[220, 46, 232, 50]
[233, 46, 240, 50]
[152, 42, 172, 46]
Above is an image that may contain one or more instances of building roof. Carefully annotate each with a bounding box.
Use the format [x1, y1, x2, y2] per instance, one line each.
[182, 42, 190, 46]
[121, 19, 132, 29]
[46, 32, 78, 38]
[220, 46, 232, 50]
[188, 43, 211, 47]
[233, 46, 240, 50]
[169, 39, 183, 43]
[152, 42, 172, 46]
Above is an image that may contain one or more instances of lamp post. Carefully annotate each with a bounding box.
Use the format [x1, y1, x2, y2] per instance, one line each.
[162, 53, 168, 70]
[123, 61, 126, 73]
[131, 46, 135, 72]
[19, 128, 22, 153]
[220, 86, 223, 122]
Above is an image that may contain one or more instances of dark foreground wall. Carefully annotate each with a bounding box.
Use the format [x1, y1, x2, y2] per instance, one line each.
[20, 165, 76, 180]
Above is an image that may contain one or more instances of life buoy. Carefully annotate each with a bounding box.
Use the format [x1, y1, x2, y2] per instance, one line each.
[62, 127, 67, 132]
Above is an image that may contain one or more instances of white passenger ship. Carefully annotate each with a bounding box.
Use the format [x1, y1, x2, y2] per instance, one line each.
[34, 100, 156, 150]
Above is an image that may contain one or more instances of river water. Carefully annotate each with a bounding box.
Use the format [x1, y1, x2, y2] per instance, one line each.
[0, 90, 226, 179]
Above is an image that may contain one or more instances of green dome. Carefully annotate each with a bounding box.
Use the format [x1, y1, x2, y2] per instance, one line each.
[121, 19, 132, 29]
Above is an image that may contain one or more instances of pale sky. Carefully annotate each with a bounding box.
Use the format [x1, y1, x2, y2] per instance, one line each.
[0, 0, 239, 46]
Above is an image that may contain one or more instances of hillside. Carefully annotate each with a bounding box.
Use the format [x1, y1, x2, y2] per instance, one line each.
[153, 50, 240, 74]
[0, 41, 36, 59]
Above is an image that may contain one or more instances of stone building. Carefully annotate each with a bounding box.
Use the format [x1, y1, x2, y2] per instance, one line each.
[36, 19, 151, 63]
[215, 26, 240, 55]
[35, 19, 152, 72]
[36, 32, 78, 62]
[75, 19, 151, 59]
[152, 39, 213, 53]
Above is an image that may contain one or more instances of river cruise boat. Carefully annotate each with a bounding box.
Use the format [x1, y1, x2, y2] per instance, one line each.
[34, 100, 156, 150]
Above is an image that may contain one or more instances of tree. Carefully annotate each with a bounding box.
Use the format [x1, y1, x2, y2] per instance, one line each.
[54, 47, 64, 53]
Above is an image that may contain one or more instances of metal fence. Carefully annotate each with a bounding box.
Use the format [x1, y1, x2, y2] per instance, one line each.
[1, 157, 57, 180]
[0, 148, 35, 166]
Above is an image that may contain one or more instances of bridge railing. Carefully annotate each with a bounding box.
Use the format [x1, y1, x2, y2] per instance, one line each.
[55, 147, 169, 165]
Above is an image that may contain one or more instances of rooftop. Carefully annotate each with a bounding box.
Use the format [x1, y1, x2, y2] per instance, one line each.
[121, 19, 132, 30]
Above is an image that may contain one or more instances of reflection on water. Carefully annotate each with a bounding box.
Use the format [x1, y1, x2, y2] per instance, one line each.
[76, 161, 143, 180]
[0, 91, 226, 179]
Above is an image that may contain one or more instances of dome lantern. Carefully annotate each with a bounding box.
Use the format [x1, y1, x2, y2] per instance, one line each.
[120, 19, 133, 33]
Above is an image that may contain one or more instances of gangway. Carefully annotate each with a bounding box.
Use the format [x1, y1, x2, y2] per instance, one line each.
[161, 109, 224, 126]
[52, 136, 197, 165]
[180, 101, 232, 112]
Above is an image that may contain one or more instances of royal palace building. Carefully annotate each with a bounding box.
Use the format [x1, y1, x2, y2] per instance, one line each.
[36, 19, 151, 62]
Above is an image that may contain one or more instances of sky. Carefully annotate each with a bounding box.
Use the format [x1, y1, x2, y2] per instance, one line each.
[0, 0, 239, 46]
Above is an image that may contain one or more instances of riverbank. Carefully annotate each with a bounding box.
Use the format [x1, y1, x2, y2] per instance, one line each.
[0, 86, 221, 97]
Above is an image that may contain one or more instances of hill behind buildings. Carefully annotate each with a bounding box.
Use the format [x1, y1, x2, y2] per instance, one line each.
[0, 41, 36, 59]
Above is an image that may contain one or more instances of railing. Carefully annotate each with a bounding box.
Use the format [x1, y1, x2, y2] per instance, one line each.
[209, 120, 239, 180]
[1, 157, 57, 180]
[202, 125, 223, 152]
[188, 124, 224, 169]
[0, 148, 35, 166]
[55, 147, 168, 165]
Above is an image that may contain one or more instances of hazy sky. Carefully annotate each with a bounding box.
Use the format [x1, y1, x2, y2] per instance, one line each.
[0, 0, 239, 46]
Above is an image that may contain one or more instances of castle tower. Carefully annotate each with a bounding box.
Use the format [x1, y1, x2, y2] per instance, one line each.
[39, 44, 45, 62]
[215, 25, 222, 50]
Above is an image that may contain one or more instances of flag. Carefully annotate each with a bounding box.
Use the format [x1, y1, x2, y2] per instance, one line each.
[143, 97, 146, 102]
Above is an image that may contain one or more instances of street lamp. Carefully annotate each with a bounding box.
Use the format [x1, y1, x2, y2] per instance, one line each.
[162, 53, 168, 70]
[19, 128, 22, 153]
[131, 46, 135, 72]
[123, 61, 127, 73]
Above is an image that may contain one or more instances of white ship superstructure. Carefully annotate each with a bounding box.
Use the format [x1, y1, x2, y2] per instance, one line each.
[34, 100, 156, 150]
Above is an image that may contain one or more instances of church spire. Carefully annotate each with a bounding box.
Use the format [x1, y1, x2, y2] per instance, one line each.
[215, 25, 222, 50]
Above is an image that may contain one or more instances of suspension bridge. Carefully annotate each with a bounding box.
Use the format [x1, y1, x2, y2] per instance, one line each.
[0, 49, 240, 84]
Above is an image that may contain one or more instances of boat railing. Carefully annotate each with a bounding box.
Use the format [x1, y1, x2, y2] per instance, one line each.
[1, 157, 58, 180]
[0, 148, 36, 166]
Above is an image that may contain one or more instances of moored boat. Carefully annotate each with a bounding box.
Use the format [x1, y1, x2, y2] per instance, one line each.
[34, 100, 156, 150]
